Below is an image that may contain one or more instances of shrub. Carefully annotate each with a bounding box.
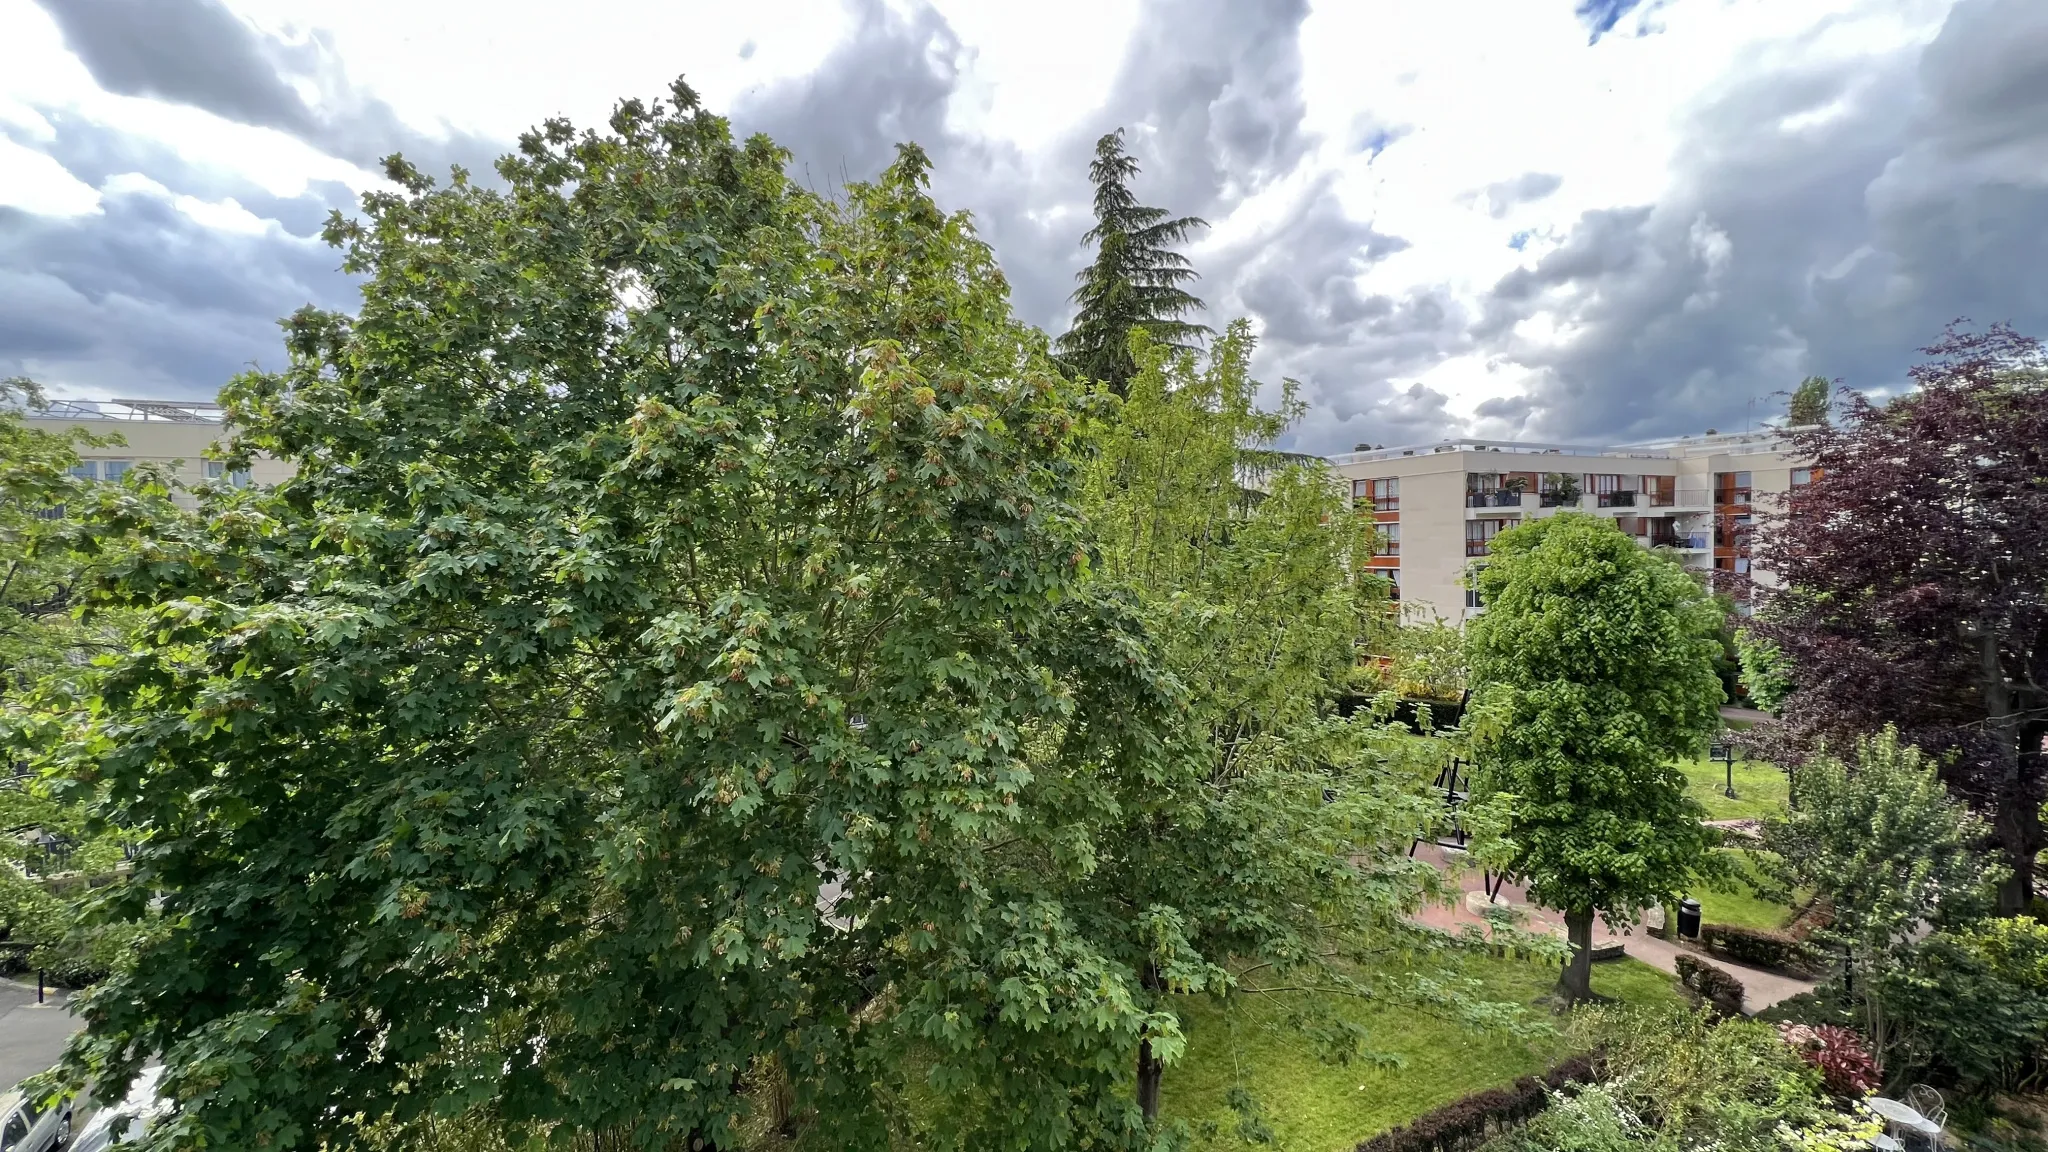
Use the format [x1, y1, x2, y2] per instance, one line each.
[1355, 1052, 1605, 1152]
[1776, 1023, 1879, 1098]
[1878, 918, 2048, 1090]
[1700, 923, 1815, 972]
[1675, 954, 1746, 1017]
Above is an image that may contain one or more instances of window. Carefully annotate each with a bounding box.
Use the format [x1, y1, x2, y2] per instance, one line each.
[1375, 522, 1400, 557]
[3, 1110, 28, 1149]
[1589, 474, 1622, 494]
[205, 460, 252, 488]
[1466, 518, 1511, 557]
[69, 460, 98, 480]
[1791, 468, 1815, 488]
[1715, 470, 1753, 504]
[1353, 476, 1398, 512]
[102, 458, 132, 481]
[1385, 569, 1400, 601]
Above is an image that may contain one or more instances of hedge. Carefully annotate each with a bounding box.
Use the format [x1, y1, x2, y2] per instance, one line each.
[1353, 1051, 1605, 1152]
[1675, 954, 1746, 1017]
[1699, 923, 1816, 973]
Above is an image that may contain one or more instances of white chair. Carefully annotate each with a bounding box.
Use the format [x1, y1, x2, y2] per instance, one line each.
[1902, 1085, 1944, 1149]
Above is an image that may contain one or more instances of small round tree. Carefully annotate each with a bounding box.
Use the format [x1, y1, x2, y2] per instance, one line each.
[1466, 512, 1726, 1003]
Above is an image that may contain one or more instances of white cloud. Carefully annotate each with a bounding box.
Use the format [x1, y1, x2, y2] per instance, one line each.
[0, 135, 101, 215]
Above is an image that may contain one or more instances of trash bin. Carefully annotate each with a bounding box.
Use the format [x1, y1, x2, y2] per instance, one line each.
[1677, 897, 1702, 941]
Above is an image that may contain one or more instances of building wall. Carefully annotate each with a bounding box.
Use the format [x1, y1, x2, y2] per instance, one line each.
[1329, 432, 1809, 625]
[23, 410, 292, 505]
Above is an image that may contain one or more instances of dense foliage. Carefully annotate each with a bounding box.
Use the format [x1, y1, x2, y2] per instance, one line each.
[37, 87, 1220, 1151]
[1489, 1007, 1879, 1152]
[1067, 323, 1477, 1122]
[1465, 513, 1726, 1001]
[1757, 726, 1997, 1067]
[1053, 129, 1209, 394]
[1750, 325, 2048, 914]
[1786, 375, 1833, 427]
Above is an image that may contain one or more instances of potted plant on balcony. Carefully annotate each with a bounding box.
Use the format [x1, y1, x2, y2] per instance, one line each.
[1540, 473, 1581, 506]
[1501, 475, 1529, 495]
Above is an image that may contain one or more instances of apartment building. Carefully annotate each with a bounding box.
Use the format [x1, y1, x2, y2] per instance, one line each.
[18, 398, 292, 503]
[1328, 430, 1813, 624]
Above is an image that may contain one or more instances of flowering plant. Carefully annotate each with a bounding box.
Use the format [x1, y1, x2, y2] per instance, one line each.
[1777, 1023, 1881, 1097]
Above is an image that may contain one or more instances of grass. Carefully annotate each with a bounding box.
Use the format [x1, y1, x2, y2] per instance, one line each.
[1679, 755, 1788, 821]
[1691, 850, 1796, 932]
[1160, 953, 1683, 1152]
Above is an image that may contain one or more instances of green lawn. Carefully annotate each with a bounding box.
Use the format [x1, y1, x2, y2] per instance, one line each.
[1690, 850, 1796, 932]
[1679, 756, 1788, 821]
[1161, 954, 1682, 1152]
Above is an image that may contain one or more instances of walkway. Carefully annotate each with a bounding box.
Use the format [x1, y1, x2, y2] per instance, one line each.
[1410, 843, 1817, 1012]
[0, 977, 80, 1092]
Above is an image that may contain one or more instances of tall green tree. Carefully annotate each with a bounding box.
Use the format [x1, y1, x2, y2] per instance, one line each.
[1756, 727, 1997, 1066]
[1787, 375, 1832, 426]
[1067, 325, 1484, 1124]
[1465, 513, 1726, 1003]
[39, 85, 1195, 1151]
[1054, 129, 1209, 394]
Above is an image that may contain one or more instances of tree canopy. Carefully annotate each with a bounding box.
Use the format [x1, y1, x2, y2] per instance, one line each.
[37, 85, 1220, 1151]
[1464, 513, 1725, 1002]
[1053, 129, 1209, 394]
[1750, 324, 2048, 914]
[1070, 324, 1468, 1120]
[1787, 375, 1833, 427]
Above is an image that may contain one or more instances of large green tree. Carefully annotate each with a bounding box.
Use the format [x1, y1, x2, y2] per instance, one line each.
[1053, 129, 1209, 394]
[40, 86, 1198, 1151]
[1757, 727, 1996, 1066]
[1465, 513, 1726, 1003]
[1065, 325, 1468, 1123]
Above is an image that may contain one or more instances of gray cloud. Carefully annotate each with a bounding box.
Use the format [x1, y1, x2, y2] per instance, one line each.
[732, 0, 1465, 451]
[1474, 0, 2048, 443]
[1467, 171, 1563, 219]
[6, 0, 519, 400]
[0, 179, 355, 396]
[34, 0, 506, 178]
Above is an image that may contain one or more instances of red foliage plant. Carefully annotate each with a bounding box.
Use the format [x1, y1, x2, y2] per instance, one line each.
[1748, 324, 2048, 914]
[1777, 1023, 1880, 1098]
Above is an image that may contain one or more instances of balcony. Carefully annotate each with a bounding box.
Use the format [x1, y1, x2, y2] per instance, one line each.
[1596, 491, 1637, 509]
[1466, 489, 1523, 508]
[1538, 491, 1576, 508]
[1715, 488, 1753, 506]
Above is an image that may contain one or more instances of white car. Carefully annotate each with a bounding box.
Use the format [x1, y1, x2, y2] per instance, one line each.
[0, 1086, 72, 1152]
[68, 1069, 165, 1152]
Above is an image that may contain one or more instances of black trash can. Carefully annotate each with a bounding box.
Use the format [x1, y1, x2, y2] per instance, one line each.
[1677, 897, 1702, 941]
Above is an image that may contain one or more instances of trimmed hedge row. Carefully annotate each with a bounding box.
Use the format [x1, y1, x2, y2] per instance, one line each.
[1699, 923, 1816, 973]
[1675, 954, 1746, 1017]
[1353, 1051, 1605, 1152]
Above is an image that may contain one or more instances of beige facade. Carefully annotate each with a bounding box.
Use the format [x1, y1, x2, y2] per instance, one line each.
[1327, 430, 1812, 624]
[20, 399, 292, 504]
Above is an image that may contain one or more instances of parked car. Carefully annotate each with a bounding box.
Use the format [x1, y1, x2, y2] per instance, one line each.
[0, 1086, 71, 1152]
[69, 1069, 165, 1152]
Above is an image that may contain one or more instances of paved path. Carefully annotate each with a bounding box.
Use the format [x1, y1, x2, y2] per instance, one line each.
[0, 977, 82, 1092]
[1720, 706, 1773, 725]
[1410, 843, 1817, 1012]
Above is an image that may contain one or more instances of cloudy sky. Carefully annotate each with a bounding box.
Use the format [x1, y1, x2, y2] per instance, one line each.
[4, 0, 2045, 452]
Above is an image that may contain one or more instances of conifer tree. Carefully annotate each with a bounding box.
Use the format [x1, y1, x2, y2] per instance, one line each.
[1055, 129, 1209, 393]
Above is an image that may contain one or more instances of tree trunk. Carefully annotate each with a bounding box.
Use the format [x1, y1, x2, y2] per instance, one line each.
[1556, 908, 1595, 1004]
[1974, 624, 2041, 915]
[1136, 961, 1164, 1122]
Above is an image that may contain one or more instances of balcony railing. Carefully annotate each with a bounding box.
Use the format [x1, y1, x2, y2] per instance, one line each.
[1466, 540, 1493, 557]
[1597, 491, 1637, 508]
[1465, 490, 1523, 508]
[1715, 488, 1753, 505]
[1645, 491, 1675, 507]
[1538, 492, 1576, 507]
